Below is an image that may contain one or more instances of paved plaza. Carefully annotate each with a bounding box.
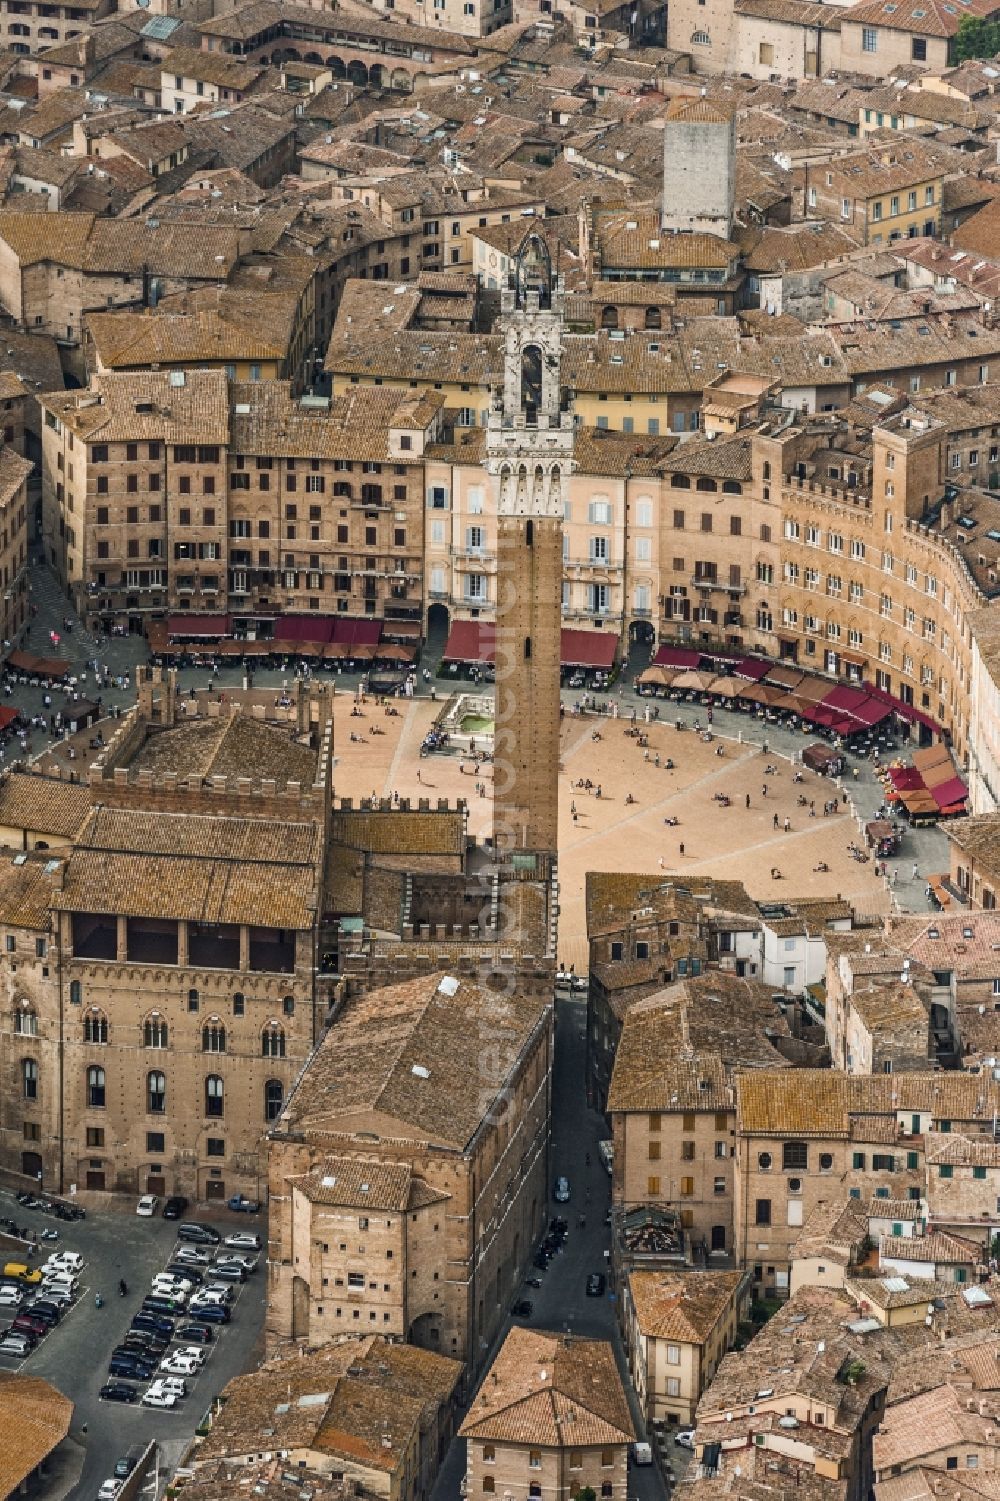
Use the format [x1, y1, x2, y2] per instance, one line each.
[9, 562, 951, 974]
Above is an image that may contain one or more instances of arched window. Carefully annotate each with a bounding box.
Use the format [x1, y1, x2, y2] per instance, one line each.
[22, 1058, 37, 1100]
[147, 1071, 165, 1114]
[205, 1075, 224, 1118]
[13, 1006, 37, 1037]
[69, 980, 82, 1005]
[262, 1024, 286, 1058]
[144, 1014, 168, 1049]
[644, 306, 661, 330]
[87, 1065, 106, 1109]
[520, 344, 542, 423]
[265, 1078, 284, 1122]
[202, 1020, 226, 1054]
[722, 480, 743, 494]
[670, 474, 690, 489]
[691, 28, 711, 42]
[696, 477, 717, 492]
[84, 1009, 108, 1045]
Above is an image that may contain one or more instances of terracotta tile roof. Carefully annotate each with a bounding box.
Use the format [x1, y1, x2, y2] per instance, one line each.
[845, 0, 1000, 38]
[196, 1341, 461, 1470]
[41, 369, 230, 445]
[880, 1230, 979, 1265]
[849, 982, 929, 1034]
[331, 808, 465, 858]
[629, 1269, 747, 1343]
[50, 848, 317, 929]
[86, 309, 286, 369]
[80, 806, 319, 865]
[295, 1158, 414, 1212]
[607, 977, 792, 1113]
[0, 853, 59, 931]
[0, 1375, 73, 1497]
[127, 715, 318, 785]
[460, 1327, 634, 1447]
[282, 972, 547, 1150]
[0, 771, 90, 839]
[735, 0, 842, 25]
[791, 1197, 869, 1266]
[737, 1070, 1000, 1137]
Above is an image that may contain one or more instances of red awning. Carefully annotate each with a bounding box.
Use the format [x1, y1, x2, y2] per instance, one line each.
[733, 657, 770, 681]
[930, 775, 968, 810]
[167, 614, 231, 639]
[849, 699, 893, 727]
[443, 621, 495, 664]
[274, 615, 334, 644]
[888, 767, 924, 790]
[561, 629, 617, 670]
[0, 705, 18, 729]
[654, 646, 703, 668]
[822, 685, 870, 714]
[332, 618, 382, 647]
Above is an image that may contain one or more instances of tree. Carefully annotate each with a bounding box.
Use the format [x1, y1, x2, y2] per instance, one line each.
[953, 16, 1000, 60]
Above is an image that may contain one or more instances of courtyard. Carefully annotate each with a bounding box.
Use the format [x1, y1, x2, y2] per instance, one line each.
[330, 692, 891, 972]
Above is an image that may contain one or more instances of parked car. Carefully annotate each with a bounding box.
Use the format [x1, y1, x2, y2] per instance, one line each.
[109, 1355, 156, 1381]
[553, 1178, 570, 1203]
[114, 1449, 145, 1480]
[215, 1253, 257, 1273]
[227, 1196, 260, 1214]
[3, 1263, 41, 1285]
[12, 1314, 48, 1339]
[511, 1300, 533, 1318]
[152, 1375, 187, 1398]
[150, 1274, 192, 1296]
[162, 1197, 188, 1221]
[176, 1324, 214, 1344]
[186, 1303, 230, 1325]
[0, 1331, 34, 1356]
[632, 1443, 653, 1466]
[159, 1352, 200, 1377]
[164, 1263, 203, 1286]
[176, 1224, 220, 1245]
[28, 1301, 62, 1325]
[674, 1430, 696, 1449]
[141, 1386, 178, 1410]
[208, 1264, 246, 1284]
[172, 1246, 211, 1267]
[136, 1196, 158, 1218]
[122, 1332, 168, 1357]
[0, 1287, 24, 1309]
[42, 1252, 82, 1274]
[223, 1231, 261, 1251]
[585, 1274, 606, 1298]
[131, 1314, 175, 1338]
[142, 1295, 186, 1316]
[195, 1284, 233, 1304]
[97, 1480, 122, 1501]
[100, 1383, 138, 1404]
[174, 1345, 207, 1366]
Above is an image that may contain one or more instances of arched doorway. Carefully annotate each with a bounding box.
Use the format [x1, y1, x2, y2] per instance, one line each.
[369, 62, 385, 87]
[391, 66, 411, 90]
[326, 54, 346, 76]
[347, 59, 368, 86]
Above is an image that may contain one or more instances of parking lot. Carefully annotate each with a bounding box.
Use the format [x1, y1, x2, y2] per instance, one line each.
[0, 1192, 266, 1501]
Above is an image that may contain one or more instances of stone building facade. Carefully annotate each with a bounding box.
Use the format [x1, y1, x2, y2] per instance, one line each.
[0, 670, 335, 1200]
[265, 971, 552, 1380]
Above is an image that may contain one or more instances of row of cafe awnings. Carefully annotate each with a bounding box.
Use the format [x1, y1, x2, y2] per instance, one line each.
[642, 645, 948, 740]
[884, 741, 969, 819]
[441, 620, 618, 672]
[146, 614, 419, 663]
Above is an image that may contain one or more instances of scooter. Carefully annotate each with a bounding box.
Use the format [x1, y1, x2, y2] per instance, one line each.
[95, 1292, 104, 1308]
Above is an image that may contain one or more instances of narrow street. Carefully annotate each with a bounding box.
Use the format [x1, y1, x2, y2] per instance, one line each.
[431, 994, 667, 1501]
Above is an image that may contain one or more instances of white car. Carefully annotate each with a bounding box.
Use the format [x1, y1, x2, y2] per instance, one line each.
[136, 1195, 158, 1217]
[98, 1480, 122, 1500]
[40, 1282, 75, 1304]
[0, 1286, 24, 1308]
[152, 1273, 193, 1293]
[172, 1246, 211, 1267]
[141, 1387, 177, 1409]
[674, 1429, 696, 1450]
[175, 1345, 207, 1366]
[223, 1232, 261, 1251]
[160, 1353, 200, 1376]
[199, 1283, 234, 1303]
[215, 1253, 257, 1273]
[150, 1375, 187, 1398]
[43, 1252, 83, 1274]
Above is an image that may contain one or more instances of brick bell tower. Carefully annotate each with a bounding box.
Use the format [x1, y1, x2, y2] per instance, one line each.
[486, 234, 575, 862]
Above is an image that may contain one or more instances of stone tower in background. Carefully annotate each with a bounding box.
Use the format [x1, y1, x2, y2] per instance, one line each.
[661, 96, 736, 240]
[486, 235, 575, 862]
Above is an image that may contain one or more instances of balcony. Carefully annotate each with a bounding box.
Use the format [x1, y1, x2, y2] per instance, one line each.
[692, 574, 746, 595]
